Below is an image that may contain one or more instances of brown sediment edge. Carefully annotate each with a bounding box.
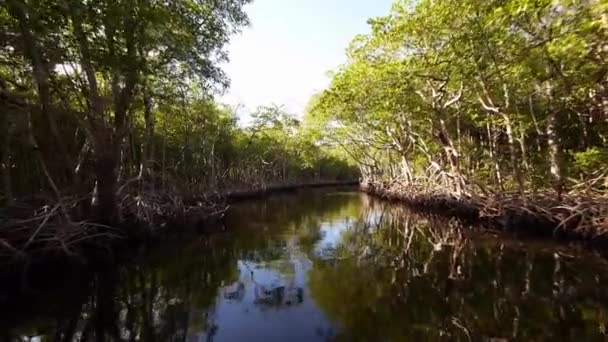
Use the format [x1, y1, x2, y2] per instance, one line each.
[361, 181, 608, 247]
[221, 180, 359, 202]
[133, 180, 360, 229]
[180, 180, 359, 230]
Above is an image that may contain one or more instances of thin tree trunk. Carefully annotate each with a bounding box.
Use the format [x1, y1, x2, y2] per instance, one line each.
[75, 140, 94, 215]
[94, 150, 119, 224]
[210, 141, 216, 188]
[576, 111, 590, 150]
[140, 89, 154, 192]
[1, 111, 12, 205]
[162, 110, 168, 190]
[518, 128, 528, 171]
[456, 110, 462, 154]
[529, 96, 543, 153]
[438, 118, 463, 194]
[546, 82, 564, 198]
[487, 120, 504, 191]
[503, 115, 524, 194]
[547, 110, 563, 196]
[401, 156, 413, 184]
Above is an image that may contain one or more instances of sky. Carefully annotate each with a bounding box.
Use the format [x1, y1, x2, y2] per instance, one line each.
[218, 0, 394, 124]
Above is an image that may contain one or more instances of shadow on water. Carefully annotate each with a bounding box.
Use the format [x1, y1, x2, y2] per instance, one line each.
[3, 188, 608, 341]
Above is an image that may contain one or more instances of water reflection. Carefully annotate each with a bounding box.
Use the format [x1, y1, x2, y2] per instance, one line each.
[4, 189, 608, 341]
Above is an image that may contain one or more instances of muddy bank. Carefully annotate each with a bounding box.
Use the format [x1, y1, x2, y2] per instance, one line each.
[221, 180, 359, 202]
[362, 182, 608, 246]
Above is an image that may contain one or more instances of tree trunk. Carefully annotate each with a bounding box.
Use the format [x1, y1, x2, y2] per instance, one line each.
[141, 90, 154, 184]
[8, 0, 72, 175]
[401, 156, 413, 184]
[487, 120, 504, 191]
[75, 140, 94, 216]
[162, 111, 168, 190]
[518, 129, 529, 171]
[25, 106, 66, 217]
[546, 82, 564, 198]
[94, 150, 119, 224]
[70, 2, 104, 123]
[503, 115, 524, 194]
[529, 96, 543, 153]
[210, 141, 216, 188]
[70, 2, 120, 220]
[547, 110, 563, 197]
[1, 111, 12, 205]
[437, 119, 463, 194]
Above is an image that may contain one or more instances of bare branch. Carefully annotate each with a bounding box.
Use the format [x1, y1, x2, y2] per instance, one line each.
[478, 96, 500, 113]
[444, 83, 463, 108]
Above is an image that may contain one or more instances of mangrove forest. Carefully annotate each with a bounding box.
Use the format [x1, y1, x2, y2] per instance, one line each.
[1, 0, 608, 340]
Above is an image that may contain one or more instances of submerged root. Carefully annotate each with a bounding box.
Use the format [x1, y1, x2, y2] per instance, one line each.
[0, 181, 354, 271]
[363, 181, 608, 245]
[118, 191, 229, 231]
[0, 198, 125, 268]
[0, 191, 228, 270]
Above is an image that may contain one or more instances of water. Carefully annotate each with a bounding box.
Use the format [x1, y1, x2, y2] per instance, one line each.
[3, 189, 608, 341]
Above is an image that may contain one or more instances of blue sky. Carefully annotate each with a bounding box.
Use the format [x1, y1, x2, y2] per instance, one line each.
[219, 0, 394, 123]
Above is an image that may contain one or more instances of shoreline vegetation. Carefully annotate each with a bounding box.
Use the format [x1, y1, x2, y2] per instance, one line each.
[0, 181, 358, 273]
[363, 181, 608, 246]
[3, 178, 607, 277]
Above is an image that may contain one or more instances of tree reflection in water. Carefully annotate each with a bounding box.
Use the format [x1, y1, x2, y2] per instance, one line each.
[308, 197, 608, 341]
[4, 189, 608, 341]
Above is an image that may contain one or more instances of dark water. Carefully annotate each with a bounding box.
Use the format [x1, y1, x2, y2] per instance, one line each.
[3, 189, 608, 341]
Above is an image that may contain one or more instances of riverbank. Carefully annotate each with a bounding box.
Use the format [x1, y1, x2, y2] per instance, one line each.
[222, 180, 359, 202]
[362, 181, 608, 246]
[0, 180, 357, 275]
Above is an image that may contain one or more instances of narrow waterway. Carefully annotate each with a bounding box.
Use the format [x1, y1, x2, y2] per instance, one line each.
[3, 189, 608, 341]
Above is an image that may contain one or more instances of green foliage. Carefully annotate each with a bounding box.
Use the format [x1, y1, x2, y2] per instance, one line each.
[0, 0, 357, 202]
[573, 147, 608, 177]
[312, 0, 608, 193]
